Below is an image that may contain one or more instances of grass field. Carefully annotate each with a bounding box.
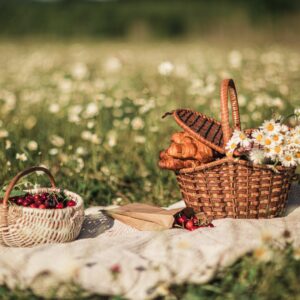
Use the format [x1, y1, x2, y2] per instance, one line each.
[0, 40, 300, 299]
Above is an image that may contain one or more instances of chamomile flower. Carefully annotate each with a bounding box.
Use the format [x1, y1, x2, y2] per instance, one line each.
[269, 144, 284, 158]
[232, 130, 251, 147]
[261, 119, 280, 135]
[249, 149, 265, 164]
[295, 152, 300, 163]
[226, 139, 238, 154]
[251, 129, 264, 145]
[279, 152, 297, 167]
[261, 136, 274, 147]
[269, 133, 284, 145]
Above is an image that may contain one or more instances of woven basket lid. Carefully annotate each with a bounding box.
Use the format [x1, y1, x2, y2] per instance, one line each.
[164, 109, 225, 154]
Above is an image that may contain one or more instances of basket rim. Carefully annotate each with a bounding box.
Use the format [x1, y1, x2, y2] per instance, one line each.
[2, 187, 83, 213]
[177, 157, 295, 174]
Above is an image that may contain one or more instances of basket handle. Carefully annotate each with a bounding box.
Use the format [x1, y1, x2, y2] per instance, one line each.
[2, 166, 56, 208]
[220, 79, 241, 146]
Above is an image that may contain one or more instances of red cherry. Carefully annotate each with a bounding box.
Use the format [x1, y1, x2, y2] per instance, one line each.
[35, 199, 42, 206]
[185, 220, 194, 230]
[33, 194, 40, 202]
[67, 200, 76, 207]
[17, 198, 24, 205]
[208, 223, 214, 228]
[40, 194, 48, 202]
[192, 216, 198, 225]
[56, 203, 64, 209]
[30, 203, 38, 208]
[22, 200, 30, 207]
[176, 216, 185, 225]
[39, 204, 46, 209]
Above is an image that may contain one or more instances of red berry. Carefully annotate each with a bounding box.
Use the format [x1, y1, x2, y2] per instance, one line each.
[35, 199, 42, 206]
[176, 216, 185, 225]
[192, 216, 198, 225]
[17, 198, 24, 205]
[67, 200, 76, 207]
[33, 194, 40, 202]
[30, 203, 38, 208]
[39, 204, 46, 209]
[56, 203, 64, 209]
[40, 194, 48, 202]
[22, 200, 30, 207]
[185, 220, 194, 230]
[208, 223, 214, 228]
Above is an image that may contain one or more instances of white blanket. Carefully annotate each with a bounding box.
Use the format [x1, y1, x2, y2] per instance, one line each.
[0, 184, 299, 299]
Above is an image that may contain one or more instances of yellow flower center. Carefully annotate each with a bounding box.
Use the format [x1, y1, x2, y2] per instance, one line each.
[296, 152, 300, 159]
[230, 143, 237, 149]
[239, 134, 246, 140]
[285, 155, 292, 161]
[265, 138, 272, 146]
[274, 146, 281, 153]
[273, 135, 279, 141]
[266, 123, 274, 131]
[256, 134, 263, 142]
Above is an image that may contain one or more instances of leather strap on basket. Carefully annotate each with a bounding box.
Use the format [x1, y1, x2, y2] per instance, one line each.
[221, 79, 241, 148]
[3, 166, 56, 208]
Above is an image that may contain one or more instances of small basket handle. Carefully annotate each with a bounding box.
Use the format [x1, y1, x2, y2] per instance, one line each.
[220, 79, 241, 147]
[2, 166, 56, 208]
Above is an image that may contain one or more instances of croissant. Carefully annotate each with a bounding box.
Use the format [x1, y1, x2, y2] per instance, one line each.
[158, 150, 202, 170]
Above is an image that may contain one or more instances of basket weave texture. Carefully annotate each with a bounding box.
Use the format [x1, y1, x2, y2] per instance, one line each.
[171, 79, 296, 219]
[0, 167, 84, 247]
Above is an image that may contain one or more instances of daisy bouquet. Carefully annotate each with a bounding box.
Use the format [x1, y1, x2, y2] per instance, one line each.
[226, 108, 300, 168]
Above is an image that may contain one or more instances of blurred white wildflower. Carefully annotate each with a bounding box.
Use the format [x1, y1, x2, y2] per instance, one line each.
[16, 153, 27, 161]
[7, 161, 11, 168]
[71, 62, 88, 80]
[90, 133, 102, 145]
[27, 140, 38, 151]
[253, 246, 273, 262]
[24, 116, 37, 129]
[59, 79, 72, 93]
[104, 57, 122, 73]
[238, 94, 247, 107]
[295, 108, 300, 119]
[134, 135, 146, 144]
[83, 102, 99, 119]
[68, 105, 83, 123]
[131, 117, 145, 130]
[294, 248, 300, 260]
[5, 140, 11, 150]
[107, 130, 117, 147]
[48, 103, 60, 114]
[49, 148, 58, 156]
[81, 130, 93, 141]
[0, 129, 9, 139]
[75, 157, 84, 173]
[87, 121, 95, 129]
[158, 61, 174, 76]
[149, 126, 159, 133]
[50, 135, 65, 147]
[139, 99, 155, 114]
[228, 50, 242, 68]
[76, 147, 87, 156]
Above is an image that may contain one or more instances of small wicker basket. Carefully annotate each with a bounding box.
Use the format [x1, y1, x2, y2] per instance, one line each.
[167, 79, 296, 220]
[0, 166, 84, 247]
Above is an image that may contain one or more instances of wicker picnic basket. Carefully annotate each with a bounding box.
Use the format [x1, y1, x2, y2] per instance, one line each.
[0, 166, 84, 247]
[169, 79, 296, 220]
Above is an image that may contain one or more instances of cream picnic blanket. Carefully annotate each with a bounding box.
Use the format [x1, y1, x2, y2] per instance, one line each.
[0, 184, 299, 299]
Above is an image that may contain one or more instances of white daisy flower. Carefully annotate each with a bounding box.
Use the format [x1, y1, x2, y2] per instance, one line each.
[249, 149, 265, 164]
[261, 136, 274, 148]
[280, 124, 289, 133]
[269, 133, 284, 145]
[261, 119, 280, 135]
[251, 129, 264, 145]
[226, 139, 238, 154]
[295, 151, 300, 163]
[232, 130, 251, 148]
[279, 152, 296, 167]
[16, 153, 27, 162]
[269, 144, 284, 157]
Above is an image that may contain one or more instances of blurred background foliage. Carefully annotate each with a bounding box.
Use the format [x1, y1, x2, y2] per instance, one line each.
[0, 0, 299, 41]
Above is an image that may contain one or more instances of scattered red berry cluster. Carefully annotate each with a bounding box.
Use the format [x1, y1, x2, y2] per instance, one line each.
[174, 208, 214, 231]
[9, 191, 76, 209]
